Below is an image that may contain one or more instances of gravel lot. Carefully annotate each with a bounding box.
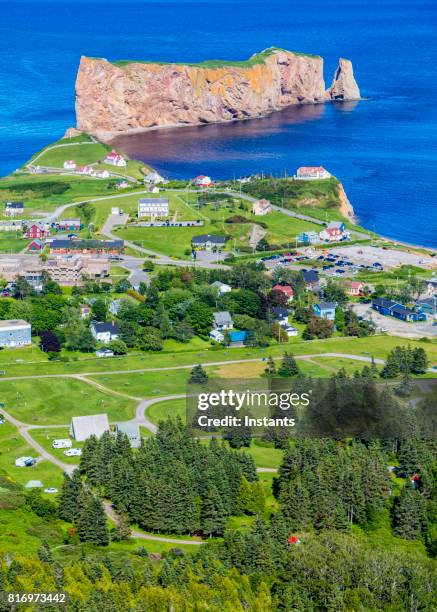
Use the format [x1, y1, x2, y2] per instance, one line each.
[352, 303, 437, 339]
[327, 245, 436, 270]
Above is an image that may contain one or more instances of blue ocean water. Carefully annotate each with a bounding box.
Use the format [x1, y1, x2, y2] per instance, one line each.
[1, 0, 436, 247]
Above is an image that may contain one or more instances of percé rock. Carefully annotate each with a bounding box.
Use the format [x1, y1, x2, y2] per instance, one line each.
[75, 48, 360, 140]
[329, 58, 360, 101]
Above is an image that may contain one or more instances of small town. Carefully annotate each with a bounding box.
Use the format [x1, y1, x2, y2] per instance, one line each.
[0, 26, 436, 608]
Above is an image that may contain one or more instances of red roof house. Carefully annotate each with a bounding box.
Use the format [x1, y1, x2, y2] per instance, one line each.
[347, 281, 364, 296]
[25, 224, 50, 239]
[272, 284, 294, 301]
[27, 239, 43, 252]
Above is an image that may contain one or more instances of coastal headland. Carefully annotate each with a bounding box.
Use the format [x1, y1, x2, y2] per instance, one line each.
[75, 48, 360, 141]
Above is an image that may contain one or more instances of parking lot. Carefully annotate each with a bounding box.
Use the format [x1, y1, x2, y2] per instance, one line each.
[326, 245, 436, 270]
[352, 303, 437, 339]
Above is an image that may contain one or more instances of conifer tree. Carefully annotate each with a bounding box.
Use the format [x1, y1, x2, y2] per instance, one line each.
[76, 493, 109, 546]
[188, 364, 209, 385]
[393, 481, 426, 540]
[58, 470, 84, 523]
[201, 485, 227, 537]
[411, 347, 428, 374]
[278, 352, 299, 377]
[264, 356, 277, 377]
[380, 350, 400, 379]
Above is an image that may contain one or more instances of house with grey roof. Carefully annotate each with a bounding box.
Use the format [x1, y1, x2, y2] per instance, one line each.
[90, 320, 120, 344]
[211, 280, 232, 295]
[116, 422, 141, 448]
[192, 234, 227, 251]
[213, 311, 234, 331]
[70, 413, 110, 442]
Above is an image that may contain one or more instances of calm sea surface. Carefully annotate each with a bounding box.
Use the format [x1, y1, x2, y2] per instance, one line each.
[1, 1, 436, 247]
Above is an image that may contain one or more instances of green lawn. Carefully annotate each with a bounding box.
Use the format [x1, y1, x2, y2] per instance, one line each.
[0, 233, 30, 253]
[0, 335, 434, 379]
[0, 378, 136, 425]
[32, 142, 110, 168]
[30, 427, 83, 466]
[0, 421, 64, 489]
[244, 439, 283, 469]
[90, 369, 191, 398]
[147, 398, 186, 425]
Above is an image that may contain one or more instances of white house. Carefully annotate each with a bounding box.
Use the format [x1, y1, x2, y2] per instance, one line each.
[116, 180, 129, 190]
[319, 221, 348, 243]
[5, 201, 24, 217]
[144, 171, 165, 184]
[90, 320, 120, 344]
[211, 280, 232, 295]
[96, 169, 110, 179]
[138, 198, 169, 218]
[70, 413, 110, 441]
[213, 311, 234, 331]
[296, 166, 331, 180]
[75, 165, 93, 176]
[252, 199, 272, 215]
[104, 151, 127, 167]
[280, 323, 298, 337]
[194, 175, 212, 187]
[96, 347, 114, 358]
[63, 160, 76, 170]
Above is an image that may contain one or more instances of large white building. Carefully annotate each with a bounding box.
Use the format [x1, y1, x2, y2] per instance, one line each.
[70, 414, 110, 441]
[0, 319, 31, 348]
[138, 198, 169, 218]
[296, 166, 331, 180]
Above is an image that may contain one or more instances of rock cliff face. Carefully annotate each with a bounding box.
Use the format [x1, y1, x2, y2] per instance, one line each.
[329, 58, 361, 101]
[75, 48, 360, 140]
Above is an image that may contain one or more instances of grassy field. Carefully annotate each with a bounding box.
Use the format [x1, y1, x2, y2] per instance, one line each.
[32, 141, 110, 168]
[0, 378, 136, 425]
[0, 233, 30, 253]
[0, 421, 64, 489]
[0, 335, 434, 379]
[30, 427, 83, 466]
[90, 368, 191, 398]
[111, 47, 320, 68]
[147, 398, 186, 425]
[0, 173, 121, 218]
[115, 189, 326, 257]
[244, 439, 283, 469]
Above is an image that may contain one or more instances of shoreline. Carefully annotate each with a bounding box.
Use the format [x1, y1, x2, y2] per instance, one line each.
[100, 97, 365, 144]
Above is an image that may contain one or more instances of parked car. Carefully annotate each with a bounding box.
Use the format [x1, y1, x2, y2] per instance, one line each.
[44, 487, 58, 494]
[64, 448, 82, 457]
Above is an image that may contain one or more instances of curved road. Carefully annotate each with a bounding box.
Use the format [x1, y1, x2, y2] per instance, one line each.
[3, 351, 432, 546]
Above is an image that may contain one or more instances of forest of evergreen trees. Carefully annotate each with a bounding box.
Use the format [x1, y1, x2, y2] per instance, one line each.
[66, 420, 260, 537]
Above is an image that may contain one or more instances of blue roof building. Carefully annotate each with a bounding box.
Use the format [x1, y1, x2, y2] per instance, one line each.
[228, 330, 247, 346]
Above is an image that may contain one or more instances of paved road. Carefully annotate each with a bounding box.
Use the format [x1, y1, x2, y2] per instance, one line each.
[0, 352, 396, 383]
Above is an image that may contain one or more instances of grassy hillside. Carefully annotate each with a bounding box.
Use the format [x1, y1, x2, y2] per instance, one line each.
[111, 47, 321, 68]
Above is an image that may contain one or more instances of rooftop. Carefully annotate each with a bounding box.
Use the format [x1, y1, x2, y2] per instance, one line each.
[0, 319, 30, 329]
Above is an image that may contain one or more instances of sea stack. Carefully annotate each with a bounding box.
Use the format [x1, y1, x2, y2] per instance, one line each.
[75, 48, 361, 140]
[329, 58, 361, 101]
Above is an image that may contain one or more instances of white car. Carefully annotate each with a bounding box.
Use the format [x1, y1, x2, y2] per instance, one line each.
[44, 487, 58, 494]
[64, 448, 82, 457]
